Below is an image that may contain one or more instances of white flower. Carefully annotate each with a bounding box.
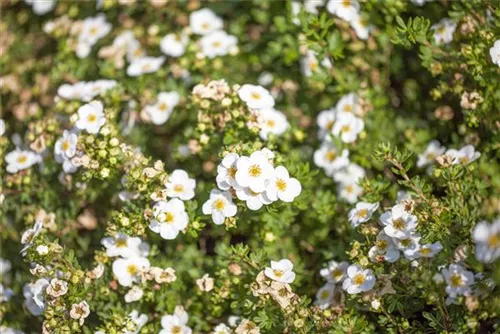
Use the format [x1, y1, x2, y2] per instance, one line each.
[189, 8, 223, 35]
[145, 91, 180, 125]
[75, 100, 106, 134]
[342, 264, 376, 294]
[315, 283, 335, 309]
[332, 112, 364, 143]
[0, 258, 11, 275]
[57, 80, 116, 102]
[301, 50, 332, 77]
[216, 153, 241, 191]
[317, 108, 336, 140]
[338, 182, 363, 204]
[291, 1, 302, 25]
[24, 0, 56, 15]
[213, 323, 231, 334]
[5, 149, 40, 174]
[23, 278, 49, 316]
[320, 260, 349, 283]
[446, 145, 481, 165]
[202, 189, 237, 224]
[105, 30, 143, 62]
[125, 286, 144, 303]
[473, 218, 500, 263]
[46, 278, 68, 298]
[431, 18, 457, 44]
[160, 306, 192, 334]
[112, 257, 150, 287]
[149, 199, 189, 240]
[0, 119, 5, 136]
[441, 264, 475, 298]
[265, 166, 302, 202]
[415, 242, 442, 258]
[335, 93, 359, 117]
[165, 169, 196, 200]
[200, 30, 238, 59]
[235, 151, 274, 193]
[126, 310, 148, 334]
[54, 130, 78, 160]
[313, 142, 350, 176]
[380, 204, 418, 239]
[334, 163, 365, 203]
[327, 0, 360, 22]
[238, 84, 275, 110]
[350, 14, 373, 40]
[410, 0, 427, 5]
[489, 39, 500, 67]
[127, 56, 165, 77]
[36, 245, 49, 256]
[368, 231, 400, 263]
[417, 140, 446, 168]
[101, 233, 149, 258]
[20, 221, 43, 255]
[348, 202, 379, 227]
[264, 259, 296, 284]
[69, 301, 90, 324]
[304, 0, 324, 14]
[160, 33, 189, 57]
[77, 14, 112, 58]
[256, 108, 289, 140]
[0, 284, 13, 303]
[394, 234, 421, 260]
[235, 187, 272, 211]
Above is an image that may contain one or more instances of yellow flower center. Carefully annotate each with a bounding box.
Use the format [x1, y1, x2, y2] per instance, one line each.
[127, 264, 138, 275]
[320, 290, 330, 299]
[393, 218, 405, 230]
[419, 247, 431, 255]
[487, 234, 500, 248]
[343, 105, 352, 112]
[87, 113, 97, 123]
[309, 61, 319, 71]
[89, 26, 98, 36]
[353, 273, 365, 285]
[356, 209, 368, 219]
[251, 92, 261, 100]
[17, 155, 28, 164]
[324, 150, 336, 162]
[212, 41, 222, 48]
[376, 240, 388, 251]
[165, 212, 174, 224]
[158, 102, 168, 112]
[115, 239, 128, 248]
[450, 273, 463, 287]
[248, 164, 262, 177]
[213, 199, 225, 211]
[172, 326, 182, 334]
[459, 156, 469, 164]
[345, 185, 354, 194]
[142, 63, 151, 72]
[227, 166, 237, 178]
[326, 120, 334, 130]
[400, 239, 411, 247]
[342, 0, 351, 7]
[201, 22, 210, 30]
[174, 184, 184, 193]
[341, 124, 351, 133]
[273, 269, 284, 278]
[266, 119, 276, 128]
[62, 140, 70, 151]
[332, 268, 343, 280]
[276, 179, 287, 192]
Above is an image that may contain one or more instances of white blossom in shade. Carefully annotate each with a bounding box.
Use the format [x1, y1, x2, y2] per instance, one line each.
[235, 150, 274, 193]
[149, 199, 189, 240]
[380, 204, 418, 239]
[238, 84, 275, 110]
[265, 166, 302, 202]
[202, 189, 237, 225]
[112, 257, 150, 287]
[189, 8, 223, 36]
[165, 169, 196, 200]
[264, 259, 296, 284]
[446, 145, 481, 165]
[160, 306, 192, 334]
[348, 202, 379, 227]
[417, 140, 446, 167]
[57, 80, 116, 102]
[23, 278, 49, 316]
[235, 187, 272, 211]
[0, 119, 5, 136]
[317, 108, 336, 140]
[213, 323, 231, 334]
[145, 91, 180, 126]
[216, 153, 241, 191]
[258, 72, 274, 86]
[75, 100, 106, 134]
[431, 18, 457, 44]
[127, 56, 165, 77]
[102, 30, 143, 63]
[291, 1, 302, 25]
[160, 33, 189, 57]
[126, 310, 148, 334]
[124, 286, 144, 303]
[314, 283, 335, 309]
[489, 40, 500, 67]
[333, 162, 365, 184]
[5, 149, 40, 174]
[368, 231, 400, 263]
[410, 0, 427, 5]
[69, 301, 90, 325]
[0, 258, 11, 275]
[36, 245, 48, 255]
[350, 14, 373, 40]
[46, 278, 68, 298]
[394, 234, 421, 260]
[320, 260, 349, 284]
[305, 0, 324, 14]
[441, 264, 475, 299]
[20, 221, 43, 255]
[76, 14, 112, 58]
[335, 93, 359, 117]
[200, 30, 238, 59]
[24, 0, 56, 15]
[332, 112, 364, 143]
[101, 233, 149, 258]
[415, 242, 443, 258]
[326, 0, 360, 22]
[342, 264, 376, 294]
[0, 284, 13, 303]
[301, 50, 332, 77]
[54, 130, 78, 160]
[473, 218, 500, 263]
[313, 142, 350, 176]
[256, 108, 289, 140]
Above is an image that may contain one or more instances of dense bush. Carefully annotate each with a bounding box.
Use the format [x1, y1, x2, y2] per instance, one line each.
[1, 0, 500, 333]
